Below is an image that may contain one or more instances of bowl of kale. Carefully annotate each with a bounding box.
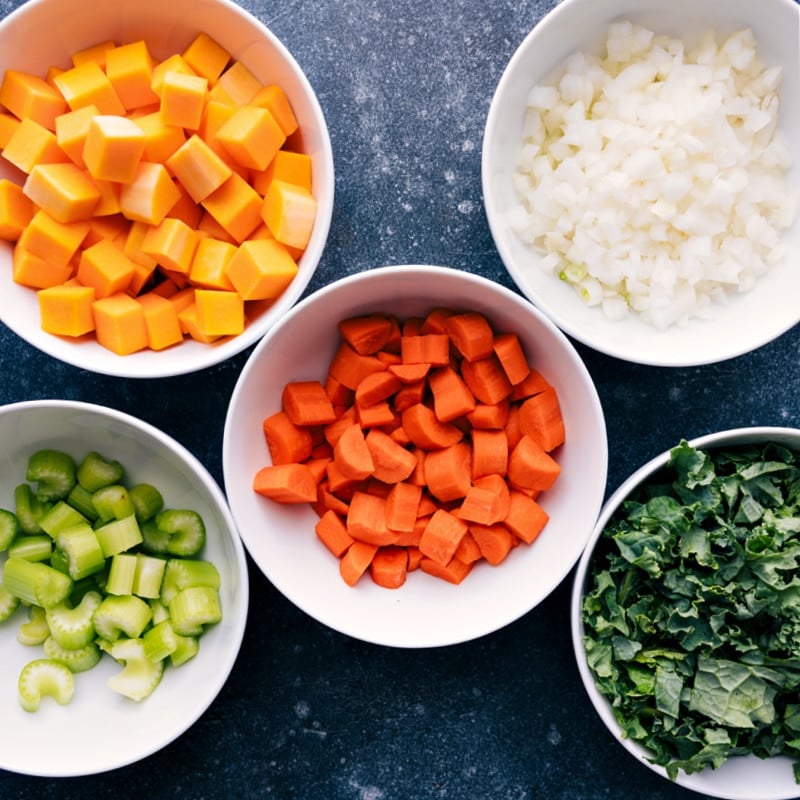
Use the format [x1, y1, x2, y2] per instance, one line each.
[571, 427, 800, 800]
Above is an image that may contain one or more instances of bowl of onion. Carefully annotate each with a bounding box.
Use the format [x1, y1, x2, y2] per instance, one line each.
[482, 0, 800, 367]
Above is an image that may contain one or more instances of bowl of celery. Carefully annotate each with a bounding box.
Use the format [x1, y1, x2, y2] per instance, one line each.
[0, 399, 248, 777]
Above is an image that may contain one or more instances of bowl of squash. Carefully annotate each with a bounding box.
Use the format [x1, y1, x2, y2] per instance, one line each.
[0, 0, 334, 378]
[222, 264, 608, 648]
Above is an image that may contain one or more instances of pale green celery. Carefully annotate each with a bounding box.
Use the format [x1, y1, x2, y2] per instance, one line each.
[169, 586, 222, 635]
[66, 484, 99, 523]
[133, 554, 166, 599]
[15, 483, 50, 535]
[106, 638, 164, 701]
[3, 557, 72, 608]
[56, 524, 106, 581]
[92, 485, 135, 523]
[106, 553, 138, 595]
[160, 558, 220, 606]
[139, 519, 171, 555]
[17, 605, 49, 646]
[0, 508, 19, 551]
[45, 590, 102, 649]
[170, 633, 199, 667]
[142, 619, 178, 662]
[155, 509, 206, 557]
[8, 535, 52, 562]
[43, 636, 101, 673]
[149, 598, 170, 626]
[26, 449, 77, 503]
[18, 658, 74, 712]
[77, 451, 124, 493]
[95, 515, 142, 558]
[0, 583, 20, 621]
[39, 501, 88, 540]
[129, 483, 164, 523]
[92, 594, 152, 641]
[48, 548, 70, 575]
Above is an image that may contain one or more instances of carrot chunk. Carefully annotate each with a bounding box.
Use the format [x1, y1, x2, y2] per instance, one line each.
[401, 404, 463, 450]
[424, 442, 471, 503]
[400, 333, 450, 366]
[253, 463, 318, 504]
[505, 491, 550, 544]
[339, 541, 379, 587]
[508, 435, 561, 492]
[262, 410, 313, 465]
[518, 386, 565, 452]
[419, 555, 472, 585]
[444, 311, 494, 362]
[385, 481, 423, 533]
[346, 491, 397, 546]
[460, 355, 513, 405]
[419, 508, 469, 567]
[334, 423, 375, 481]
[469, 523, 515, 566]
[493, 332, 532, 386]
[370, 545, 408, 589]
[427, 365, 476, 422]
[364, 429, 417, 484]
[314, 509, 353, 558]
[282, 380, 337, 426]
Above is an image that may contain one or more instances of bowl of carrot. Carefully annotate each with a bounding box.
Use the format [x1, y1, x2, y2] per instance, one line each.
[222, 264, 608, 648]
[0, 0, 334, 378]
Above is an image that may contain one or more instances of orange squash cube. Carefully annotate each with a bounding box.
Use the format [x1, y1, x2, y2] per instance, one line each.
[83, 114, 147, 183]
[0, 179, 35, 241]
[225, 237, 298, 300]
[106, 40, 159, 111]
[208, 61, 261, 106]
[201, 172, 262, 243]
[54, 104, 100, 168]
[159, 70, 207, 131]
[190, 237, 236, 290]
[166, 133, 232, 203]
[216, 106, 285, 171]
[134, 110, 187, 164]
[18, 209, 89, 267]
[141, 216, 198, 274]
[92, 292, 148, 355]
[2, 117, 69, 173]
[13, 245, 74, 289]
[23, 162, 102, 224]
[118, 161, 181, 225]
[38, 283, 96, 337]
[182, 33, 230, 84]
[249, 84, 298, 136]
[137, 291, 184, 350]
[0, 69, 68, 131]
[261, 179, 317, 250]
[194, 288, 244, 336]
[53, 61, 126, 115]
[76, 238, 137, 298]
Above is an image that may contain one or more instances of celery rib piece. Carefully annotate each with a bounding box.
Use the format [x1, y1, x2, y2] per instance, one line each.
[169, 586, 222, 635]
[92, 485, 135, 523]
[0, 508, 19, 551]
[56, 524, 106, 580]
[129, 483, 164, 523]
[26, 449, 77, 503]
[3, 556, 72, 609]
[0, 583, 20, 622]
[17, 605, 49, 646]
[143, 619, 179, 662]
[95, 515, 143, 557]
[15, 483, 50, 535]
[155, 509, 206, 557]
[43, 636, 101, 673]
[45, 590, 102, 649]
[77, 451, 124, 493]
[170, 633, 200, 667]
[106, 638, 164, 702]
[160, 558, 220, 606]
[39, 501, 88, 540]
[92, 594, 152, 641]
[133, 554, 166, 599]
[18, 658, 74, 712]
[8, 534, 53, 562]
[106, 553, 138, 596]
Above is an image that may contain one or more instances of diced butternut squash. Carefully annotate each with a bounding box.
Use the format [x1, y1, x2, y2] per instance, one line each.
[166, 134, 232, 203]
[182, 33, 230, 84]
[207, 61, 261, 106]
[38, 283, 96, 337]
[83, 114, 146, 183]
[190, 236, 236, 290]
[197, 99, 236, 157]
[216, 106, 285, 171]
[134, 109, 186, 163]
[88, 176, 122, 217]
[17, 209, 89, 266]
[2, 117, 68, 173]
[176, 301, 221, 343]
[249, 84, 298, 137]
[105, 40, 159, 111]
[262, 179, 317, 250]
[0, 111, 20, 149]
[137, 291, 183, 350]
[53, 62, 126, 115]
[194, 288, 244, 336]
[71, 40, 116, 69]
[23, 162, 101, 223]
[54, 104, 100, 168]
[159, 70, 207, 130]
[118, 160, 181, 225]
[140, 216, 198, 274]
[0, 179, 35, 241]
[92, 291, 148, 354]
[201, 172, 262, 242]
[251, 150, 312, 195]
[150, 54, 195, 96]
[224, 237, 298, 300]
[0, 69, 68, 130]
[168, 180, 203, 228]
[76, 238, 137, 298]
[12, 245, 74, 289]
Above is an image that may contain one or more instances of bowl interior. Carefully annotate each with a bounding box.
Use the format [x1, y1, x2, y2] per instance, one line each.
[571, 426, 800, 800]
[0, 0, 334, 378]
[0, 400, 249, 777]
[223, 265, 608, 648]
[483, 0, 800, 367]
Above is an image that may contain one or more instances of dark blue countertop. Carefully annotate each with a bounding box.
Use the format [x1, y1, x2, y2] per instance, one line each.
[1, 1, 799, 798]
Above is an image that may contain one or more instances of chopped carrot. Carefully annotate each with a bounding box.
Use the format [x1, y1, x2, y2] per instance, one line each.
[468, 523, 514, 566]
[364, 429, 417, 485]
[355, 370, 402, 408]
[328, 342, 386, 390]
[493, 332, 532, 386]
[333, 423, 375, 481]
[337, 313, 396, 355]
[406, 546, 424, 572]
[459, 473, 510, 526]
[392, 380, 427, 413]
[346, 491, 397, 546]
[454, 530, 483, 564]
[428, 364, 476, 422]
[465, 400, 510, 430]
[508, 435, 561, 492]
[385, 481, 422, 533]
[471, 428, 509, 480]
[282, 380, 337, 426]
[262, 410, 313, 465]
[314, 509, 353, 558]
[511, 368, 552, 401]
[401, 404, 463, 450]
[419, 555, 472, 585]
[420, 307, 454, 334]
[339, 540, 378, 587]
[505, 490, 549, 544]
[356, 400, 396, 429]
[369, 545, 408, 589]
[518, 386, 565, 452]
[424, 442, 471, 503]
[400, 333, 450, 366]
[419, 508, 468, 567]
[388, 362, 430, 383]
[460, 355, 513, 405]
[444, 311, 494, 362]
[252, 463, 318, 503]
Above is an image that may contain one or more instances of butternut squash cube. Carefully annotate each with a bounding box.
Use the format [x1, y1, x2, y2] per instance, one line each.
[18, 209, 89, 267]
[2, 117, 69, 173]
[216, 106, 285, 171]
[106, 40, 159, 111]
[123, 220, 158, 270]
[89, 176, 122, 217]
[190, 236, 236, 290]
[177, 301, 221, 343]
[137, 291, 184, 350]
[208, 61, 261, 106]
[225, 237, 298, 300]
[249, 84, 298, 137]
[83, 213, 129, 248]
[198, 99, 236, 158]
[83, 115, 147, 183]
[201, 172, 262, 243]
[0, 111, 21, 149]
[53, 62, 126, 115]
[182, 33, 230, 85]
[38, 283, 96, 337]
[54, 104, 100, 168]
[150, 54, 195, 96]
[118, 161, 181, 225]
[194, 288, 244, 336]
[77, 238, 137, 298]
[141, 216, 198, 274]
[12, 245, 74, 289]
[0, 179, 35, 241]
[168, 180, 203, 229]
[166, 133, 232, 203]
[251, 150, 312, 196]
[159, 70, 207, 131]
[135, 110, 186, 163]
[0, 69, 68, 131]
[262, 179, 317, 250]
[198, 210, 237, 244]
[92, 292, 148, 354]
[71, 40, 116, 69]
[23, 162, 102, 223]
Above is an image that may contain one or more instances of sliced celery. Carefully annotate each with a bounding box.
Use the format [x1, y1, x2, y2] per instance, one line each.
[18, 658, 75, 712]
[39, 501, 88, 540]
[149, 598, 170, 626]
[169, 586, 222, 635]
[77, 451, 124, 493]
[155, 509, 206, 557]
[95, 515, 142, 557]
[56, 524, 106, 581]
[92, 485, 135, 523]
[66, 484, 99, 523]
[26, 449, 77, 503]
[160, 558, 220, 606]
[106, 553, 137, 595]
[133, 554, 166, 599]
[0, 508, 19, 551]
[8, 534, 53, 562]
[129, 483, 164, 523]
[170, 633, 200, 667]
[142, 619, 178, 662]
[17, 605, 49, 646]
[45, 590, 102, 649]
[3, 556, 72, 608]
[0, 583, 20, 621]
[106, 638, 164, 702]
[15, 483, 50, 535]
[92, 594, 152, 641]
[43, 636, 101, 673]
[139, 519, 171, 555]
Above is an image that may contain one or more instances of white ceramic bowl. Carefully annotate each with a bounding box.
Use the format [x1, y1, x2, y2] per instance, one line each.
[0, 400, 249, 777]
[571, 426, 800, 800]
[482, 0, 800, 367]
[223, 264, 607, 648]
[0, 0, 334, 378]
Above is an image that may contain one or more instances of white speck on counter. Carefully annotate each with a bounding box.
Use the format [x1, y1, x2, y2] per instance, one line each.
[547, 723, 562, 745]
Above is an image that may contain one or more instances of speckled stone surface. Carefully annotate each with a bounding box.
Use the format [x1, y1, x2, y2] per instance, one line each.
[0, 1, 799, 798]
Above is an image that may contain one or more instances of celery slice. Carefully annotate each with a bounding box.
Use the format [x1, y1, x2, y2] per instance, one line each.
[18, 658, 74, 712]
[106, 638, 164, 702]
[15, 483, 50, 535]
[92, 594, 152, 641]
[17, 604, 50, 646]
[43, 636, 102, 673]
[39, 501, 88, 540]
[0, 583, 20, 622]
[3, 556, 72, 608]
[155, 509, 206, 557]
[133, 554, 166, 599]
[170, 633, 200, 667]
[160, 558, 220, 606]
[129, 483, 164, 523]
[77, 451, 124, 493]
[95, 515, 143, 557]
[92, 485, 135, 523]
[7, 534, 53, 562]
[26, 449, 77, 503]
[55, 524, 106, 580]
[106, 553, 137, 595]
[45, 590, 102, 649]
[139, 519, 171, 555]
[142, 619, 178, 662]
[66, 484, 99, 523]
[169, 586, 222, 635]
[0, 508, 19, 551]
[149, 598, 170, 626]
